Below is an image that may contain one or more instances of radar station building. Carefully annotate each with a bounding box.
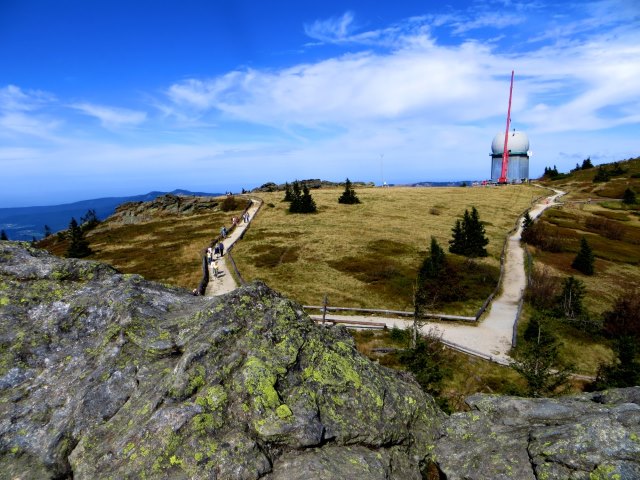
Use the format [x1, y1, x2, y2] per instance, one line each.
[490, 130, 530, 182]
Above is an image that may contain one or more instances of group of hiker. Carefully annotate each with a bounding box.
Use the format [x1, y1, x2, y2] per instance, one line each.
[206, 241, 225, 277]
[192, 206, 254, 296]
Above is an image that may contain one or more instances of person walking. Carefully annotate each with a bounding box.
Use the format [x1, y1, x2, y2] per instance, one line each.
[218, 241, 225, 257]
[220, 226, 227, 238]
[212, 260, 219, 278]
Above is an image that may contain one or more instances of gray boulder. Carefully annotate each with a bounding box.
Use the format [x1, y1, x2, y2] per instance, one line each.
[435, 389, 640, 480]
[0, 242, 443, 479]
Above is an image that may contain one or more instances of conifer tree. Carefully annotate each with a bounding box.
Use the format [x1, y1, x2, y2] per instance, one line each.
[522, 211, 533, 231]
[289, 181, 302, 212]
[557, 276, 585, 319]
[419, 236, 446, 281]
[449, 219, 465, 255]
[448, 207, 488, 257]
[44, 225, 52, 237]
[66, 217, 92, 258]
[581, 157, 593, 169]
[0, 230, 7, 241]
[512, 316, 571, 397]
[572, 236, 594, 275]
[283, 182, 293, 202]
[338, 178, 361, 204]
[623, 187, 636, 205]
[466, 207, 489, 257]
[300, 185, 317, 213]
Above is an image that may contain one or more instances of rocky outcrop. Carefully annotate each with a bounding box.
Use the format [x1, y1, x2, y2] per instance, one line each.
[252, 180, 374, 193]
[1, 241, 638, 480]
[435, 389, 640, 480]
[0, 242, 442, 479]
[110, 194, 221, 224]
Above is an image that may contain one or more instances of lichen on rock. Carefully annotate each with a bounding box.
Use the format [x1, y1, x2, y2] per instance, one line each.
[0, 242, 443, 479]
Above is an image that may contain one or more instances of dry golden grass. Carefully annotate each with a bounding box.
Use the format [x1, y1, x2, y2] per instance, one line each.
[39, 199, 246, 291]
[234, 185, 542, 309]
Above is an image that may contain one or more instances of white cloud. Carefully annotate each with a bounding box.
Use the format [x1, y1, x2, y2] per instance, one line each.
[71, 103, 147, 128]
[0, 84, 55, 112]
[304, 11, 356, 43]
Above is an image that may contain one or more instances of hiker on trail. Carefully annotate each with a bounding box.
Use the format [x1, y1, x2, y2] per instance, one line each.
[212, 260, 219, 278]
[218, 241, 225, 257]
[232, 216, 237, 226]
[220, 226, 227, 238]
[243, 212, 249, 223]
[206, 248, 212, 265]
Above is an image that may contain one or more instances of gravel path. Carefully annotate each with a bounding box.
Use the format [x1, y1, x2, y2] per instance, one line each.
[311, 187, 565, 363]
[204, 199, 261, 296]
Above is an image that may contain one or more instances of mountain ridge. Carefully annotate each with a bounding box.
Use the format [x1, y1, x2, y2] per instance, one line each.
[0, 189, 222, 241]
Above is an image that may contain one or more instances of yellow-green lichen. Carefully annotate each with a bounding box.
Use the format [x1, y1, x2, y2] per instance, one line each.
[275, 404, 293, 419]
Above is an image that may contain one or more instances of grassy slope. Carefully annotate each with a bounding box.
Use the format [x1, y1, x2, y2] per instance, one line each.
[233, 185, 542, 313]
[516, 157, 640, 375]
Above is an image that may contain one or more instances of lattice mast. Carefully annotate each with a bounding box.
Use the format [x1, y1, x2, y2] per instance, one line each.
[498, 70, 515, 184]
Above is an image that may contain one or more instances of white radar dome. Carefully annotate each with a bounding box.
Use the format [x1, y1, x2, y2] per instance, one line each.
[492, 131, 529, 155]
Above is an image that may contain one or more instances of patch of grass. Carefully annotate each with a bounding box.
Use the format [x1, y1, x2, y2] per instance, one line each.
[593, 210, 631, 221]
[234, 185, 540, 309]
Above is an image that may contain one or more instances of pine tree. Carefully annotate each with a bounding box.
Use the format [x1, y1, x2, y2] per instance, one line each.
[572, 236, 594, 275]
[419, 237, 446, 281]
[289, 181, 302, 213]
[338, 178, 361, 204]
[593, 336, 640, 389]
[448, 219, 465, 255]
[300, 185, 317, 213]
[66, 217, 92, 258]
[581, 157, 593, 169]
[80, 209, 99, 229]
[466, 207, 489, 257]
[593, 166, 610, 182]
[44, 225, 52, 237]
[512, 317, 571, 397]
[0, 230, 7, 241]
[557, 276, 585, 319]
[623, 187, 636, 205]
[283, 182, 293, 202]
[522, 211, 533, 231]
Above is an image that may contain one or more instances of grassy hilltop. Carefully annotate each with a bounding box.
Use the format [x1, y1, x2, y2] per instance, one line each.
[233, 185, 541, 313]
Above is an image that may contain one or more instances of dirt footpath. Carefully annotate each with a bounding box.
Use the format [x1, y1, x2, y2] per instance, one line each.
[205, 199, 261, 297]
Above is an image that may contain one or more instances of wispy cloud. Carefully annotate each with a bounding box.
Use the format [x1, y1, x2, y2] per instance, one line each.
[70, 103, 147, 128]
[0, 84, 55, 112]
[0, 85, 62, 141]
[304, 11, 356, 43]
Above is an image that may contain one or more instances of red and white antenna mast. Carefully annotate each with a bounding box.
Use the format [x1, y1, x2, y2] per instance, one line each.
[498, 70, 514, 184]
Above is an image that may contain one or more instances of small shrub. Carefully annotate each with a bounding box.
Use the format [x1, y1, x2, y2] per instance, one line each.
[429, 207, 441, 216]
[220, 196, 239, 212]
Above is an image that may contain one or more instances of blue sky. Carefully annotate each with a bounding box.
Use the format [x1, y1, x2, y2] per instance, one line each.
[1, 0, 639, 207]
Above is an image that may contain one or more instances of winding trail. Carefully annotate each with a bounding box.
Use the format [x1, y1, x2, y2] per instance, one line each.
[205, 188, 565, 364]
[204, 199, 261, 297]
[311, 187, 565, 364]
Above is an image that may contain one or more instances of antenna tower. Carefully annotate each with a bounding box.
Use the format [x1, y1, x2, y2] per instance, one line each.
[498, 70, 514, 184]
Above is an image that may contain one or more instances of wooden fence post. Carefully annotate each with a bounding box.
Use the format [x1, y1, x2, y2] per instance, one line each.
[322, 294, 328, 325]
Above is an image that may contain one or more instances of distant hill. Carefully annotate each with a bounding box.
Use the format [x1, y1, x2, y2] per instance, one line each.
[0, 189, 222, 241]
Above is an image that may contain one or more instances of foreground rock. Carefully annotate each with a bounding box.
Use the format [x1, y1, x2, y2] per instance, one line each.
[0, 242, 442, 479]
[436, 389, 640, 480]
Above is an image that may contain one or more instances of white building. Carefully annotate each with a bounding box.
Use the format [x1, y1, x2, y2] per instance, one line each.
[490, 130, 530, 182]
